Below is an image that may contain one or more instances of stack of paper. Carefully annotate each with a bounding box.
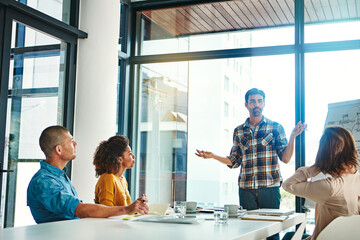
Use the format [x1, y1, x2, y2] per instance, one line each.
[246, 208, 294, 216]
[240, 208, 294, 222]
[241, 214, 289, 222]
[135, 215, 205, 224]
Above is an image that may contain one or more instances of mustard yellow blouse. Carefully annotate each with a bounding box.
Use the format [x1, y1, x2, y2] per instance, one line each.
[94, 173, 132, 206]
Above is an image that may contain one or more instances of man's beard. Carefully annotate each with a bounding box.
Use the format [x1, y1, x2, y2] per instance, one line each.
[252, 107, 262, 117]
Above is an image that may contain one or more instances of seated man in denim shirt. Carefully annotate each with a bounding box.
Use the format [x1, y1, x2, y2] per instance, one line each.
[27, 125, 149, 224]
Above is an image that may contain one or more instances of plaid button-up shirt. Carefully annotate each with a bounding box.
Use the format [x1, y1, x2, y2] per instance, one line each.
[228, 116, 288, 189]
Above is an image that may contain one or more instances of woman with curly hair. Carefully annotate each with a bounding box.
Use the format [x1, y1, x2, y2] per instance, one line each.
[93, 135, 136, 206]
[282, 126, 360, 240]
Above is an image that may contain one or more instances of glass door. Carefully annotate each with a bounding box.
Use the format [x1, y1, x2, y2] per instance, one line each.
[1, 20, 67, 227]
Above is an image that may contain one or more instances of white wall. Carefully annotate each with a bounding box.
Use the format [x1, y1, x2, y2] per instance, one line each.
[72, 0, 120, 203]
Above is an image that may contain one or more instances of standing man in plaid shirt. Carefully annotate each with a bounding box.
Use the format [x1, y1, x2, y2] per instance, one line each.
[196, 88, 306, 239]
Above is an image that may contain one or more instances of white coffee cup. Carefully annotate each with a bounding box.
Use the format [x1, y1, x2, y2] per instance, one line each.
[224, 204, 238, 215]
[186, 201, 197, 212]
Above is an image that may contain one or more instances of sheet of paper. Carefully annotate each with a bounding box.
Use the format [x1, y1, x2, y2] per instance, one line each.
[241, 214, 288, 222]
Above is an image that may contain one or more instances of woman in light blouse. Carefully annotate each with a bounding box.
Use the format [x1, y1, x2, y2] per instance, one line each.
[93, 135, 136, 206]
[282, 126, 360, 240]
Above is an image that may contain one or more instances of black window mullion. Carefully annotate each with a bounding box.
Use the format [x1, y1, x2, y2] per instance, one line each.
[295, 0, 306, 214]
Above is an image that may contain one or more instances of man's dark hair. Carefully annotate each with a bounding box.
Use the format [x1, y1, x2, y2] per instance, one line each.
[245, 88, 265, 103]
[39, 125, 69, 158]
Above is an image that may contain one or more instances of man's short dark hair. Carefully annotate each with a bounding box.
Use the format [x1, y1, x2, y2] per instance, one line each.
[245, 88, 265, 103]
[39, 125, 69, 158]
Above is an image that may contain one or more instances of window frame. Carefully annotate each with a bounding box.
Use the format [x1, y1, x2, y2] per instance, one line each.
[122, 0, 360, 214]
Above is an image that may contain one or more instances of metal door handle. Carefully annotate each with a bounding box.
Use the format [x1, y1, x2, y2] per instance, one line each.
[0, 170, 14, 173]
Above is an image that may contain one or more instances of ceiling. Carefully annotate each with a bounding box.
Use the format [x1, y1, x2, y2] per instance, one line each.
[140, 0, 360, 37]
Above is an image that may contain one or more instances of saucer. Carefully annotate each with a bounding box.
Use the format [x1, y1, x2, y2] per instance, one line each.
[186, 211, 197, 214]
[229, 212, 247, 218]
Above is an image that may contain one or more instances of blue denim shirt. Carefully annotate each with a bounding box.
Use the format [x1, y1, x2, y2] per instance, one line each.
[27, 161, 81, 223]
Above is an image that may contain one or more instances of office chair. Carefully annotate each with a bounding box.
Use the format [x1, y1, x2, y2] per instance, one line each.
[316, 215, 360, 240]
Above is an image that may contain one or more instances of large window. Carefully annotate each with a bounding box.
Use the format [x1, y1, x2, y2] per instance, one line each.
[135, 54, 295, 207]
[127, 0, 360, 237]
[0, 0, 85, 228]
[4, 21, 67, 228]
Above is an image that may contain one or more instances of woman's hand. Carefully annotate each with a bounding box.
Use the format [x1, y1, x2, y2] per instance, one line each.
[126, 195, 149, 215]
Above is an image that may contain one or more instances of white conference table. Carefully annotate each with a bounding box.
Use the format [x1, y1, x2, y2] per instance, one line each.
[1, 213, 306, 240]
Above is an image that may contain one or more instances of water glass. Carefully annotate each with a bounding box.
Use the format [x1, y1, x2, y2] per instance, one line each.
[174, 201, 186, 218]
[214, 210, 228, 224]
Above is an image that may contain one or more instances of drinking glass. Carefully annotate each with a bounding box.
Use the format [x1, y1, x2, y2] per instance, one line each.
[174, 201, 186, 218]
[214, 209, 228, 224]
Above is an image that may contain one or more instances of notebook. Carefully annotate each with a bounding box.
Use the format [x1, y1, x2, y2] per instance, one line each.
[148, 203, 170, 215]
[241, 214, 289, 222]
[246, 208, 294, 216]
[135, 215, 204, 224]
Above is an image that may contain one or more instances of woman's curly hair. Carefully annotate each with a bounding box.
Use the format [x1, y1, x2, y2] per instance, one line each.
[93, 135, 129, 177]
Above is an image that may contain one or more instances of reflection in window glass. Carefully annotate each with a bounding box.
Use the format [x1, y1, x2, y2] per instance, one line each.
[138, 0, 294, 56]
[141, 26, 294, 56]
[18, 0, 72, 24]
[24, 23, 61, 47]
[137, 62, 189, 203]
[21, 56, 61, 88]
[18, 97, 58, 159]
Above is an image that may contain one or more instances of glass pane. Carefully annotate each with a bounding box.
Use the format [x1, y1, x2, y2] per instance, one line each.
[138, 0, 294, 55]
[305, 50, 360, 166]
[136, 54, 295, 209]
[14, 163, 39, 226]
[17, 0, 72, 24]
[305, 49, 360, 235]
[18, 97, 58, 159]
[4, 20, 67, 227]
[24, 23, 61, 47]
[138, 62, 189, 203]
[22, 56, 61, 88]
[305, 0, 360, 43]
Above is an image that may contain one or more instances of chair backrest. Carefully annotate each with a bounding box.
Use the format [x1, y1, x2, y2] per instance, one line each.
[316, 215, 360, 240]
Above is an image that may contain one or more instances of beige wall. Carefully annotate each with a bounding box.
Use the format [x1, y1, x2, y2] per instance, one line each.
[72, 0, 120, 203]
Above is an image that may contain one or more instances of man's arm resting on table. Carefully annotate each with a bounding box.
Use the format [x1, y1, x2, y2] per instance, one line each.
[74, 202, 129, 218]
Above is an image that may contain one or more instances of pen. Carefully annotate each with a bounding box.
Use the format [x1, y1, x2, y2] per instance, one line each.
[141, 193, 147, 203]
